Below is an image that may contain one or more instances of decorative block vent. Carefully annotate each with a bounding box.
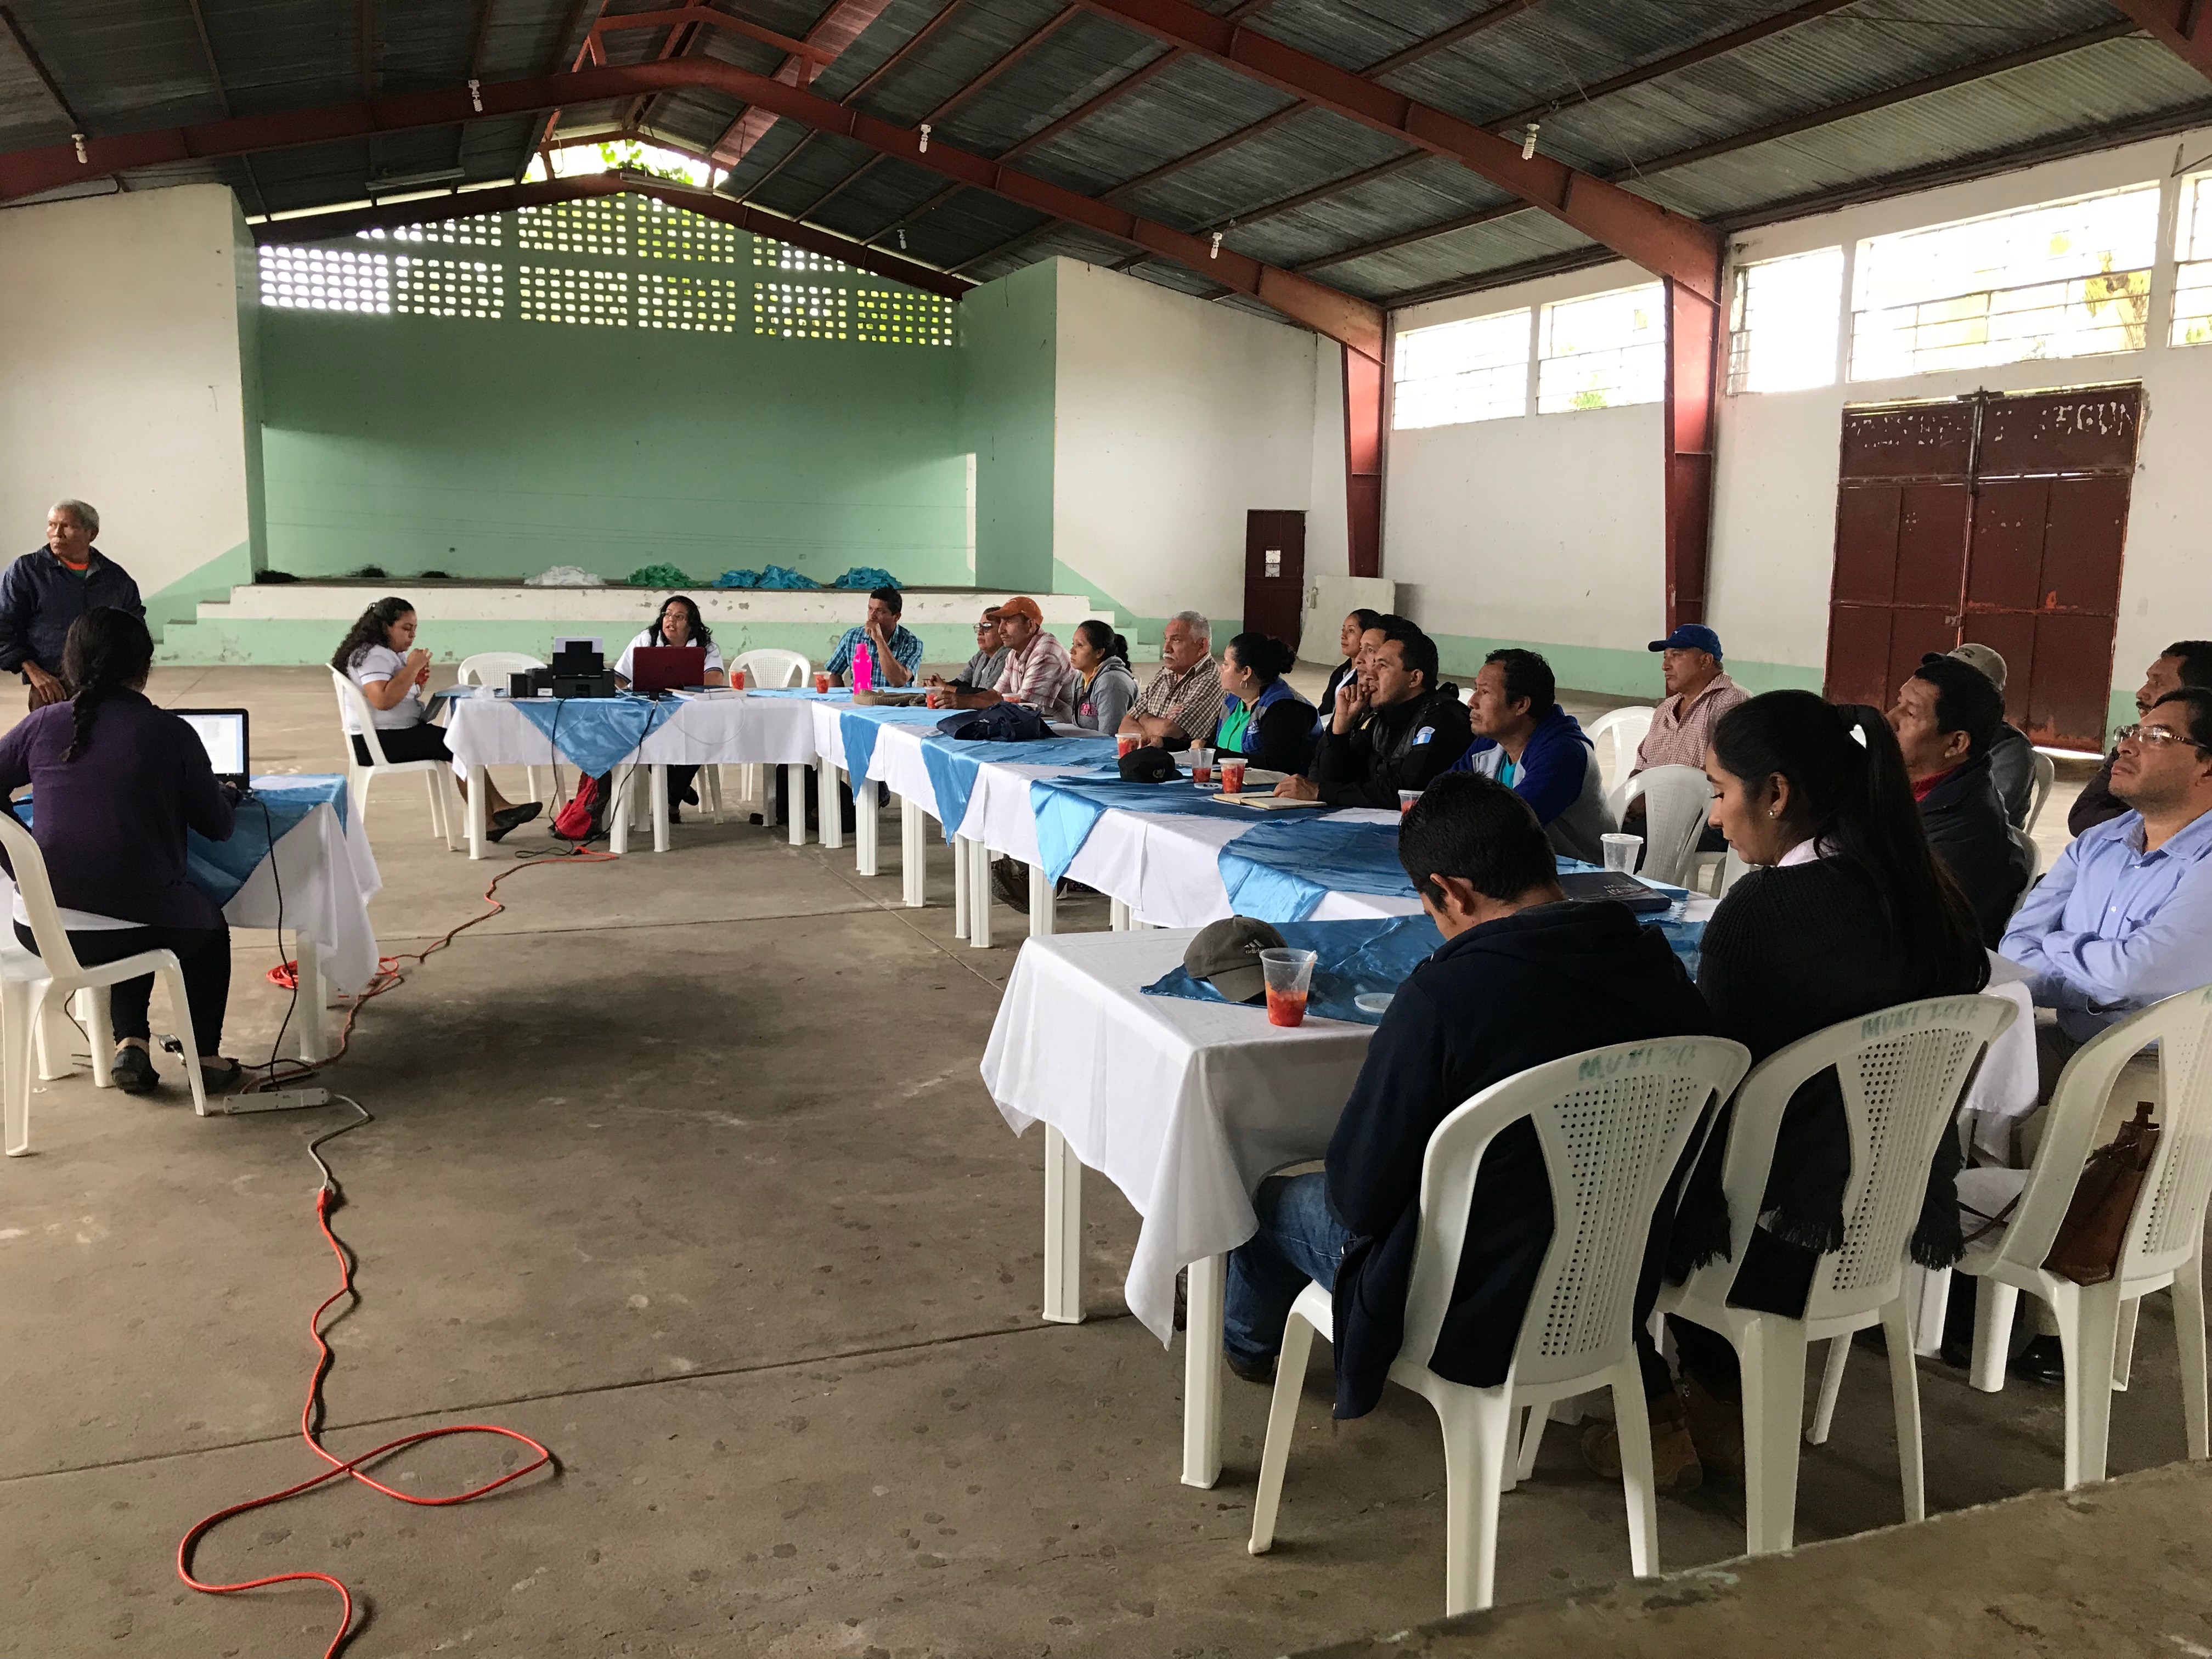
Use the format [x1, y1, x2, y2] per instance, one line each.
[518, 198, 629, 257]
[637, 199, 742, 264]
[639, 272, 743, 332]
[752, 234, 848, 274]
[359, 217, 502, 247]
[394, 256, 504, 319]
[854, 287, 955, 346]
[258, 246, 391, 312]
[754, 281, 849, 339]
[519, 265, 630, 325]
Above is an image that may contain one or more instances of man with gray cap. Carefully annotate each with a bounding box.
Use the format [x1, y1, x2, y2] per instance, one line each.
[0, 500, 144, 709]
[1946, 643, 2035, 829]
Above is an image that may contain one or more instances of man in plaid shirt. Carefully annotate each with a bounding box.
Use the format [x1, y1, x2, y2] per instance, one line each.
[947, 595, 1076, 721]
[1121, 611, 1218, 749]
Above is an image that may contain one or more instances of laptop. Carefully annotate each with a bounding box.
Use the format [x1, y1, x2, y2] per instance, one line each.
[629, 645, 707, 695]
[1558, 868, 1673, 915]
[176, 709, 250, 789]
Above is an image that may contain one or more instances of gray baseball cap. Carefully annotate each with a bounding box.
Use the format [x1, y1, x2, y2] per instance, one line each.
[1948, 642, 2008, 692]
[1184, 916, 1287, 1004]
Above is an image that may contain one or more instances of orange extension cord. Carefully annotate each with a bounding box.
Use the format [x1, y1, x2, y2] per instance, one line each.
[177, 847, 615, 1657]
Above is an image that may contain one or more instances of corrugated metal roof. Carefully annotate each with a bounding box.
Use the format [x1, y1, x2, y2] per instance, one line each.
[7, 0, 2212, 322]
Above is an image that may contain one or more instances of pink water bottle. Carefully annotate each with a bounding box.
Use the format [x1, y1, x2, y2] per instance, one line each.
[853, 639, 874, 691]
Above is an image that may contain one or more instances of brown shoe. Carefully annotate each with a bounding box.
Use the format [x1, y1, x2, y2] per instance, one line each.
[1581, 1390, 1702, 1496]
[1683, 1375, 1745, 1476]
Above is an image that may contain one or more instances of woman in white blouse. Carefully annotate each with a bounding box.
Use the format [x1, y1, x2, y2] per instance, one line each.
[331, 597, 540, 842]
[613, 595, 725, 821]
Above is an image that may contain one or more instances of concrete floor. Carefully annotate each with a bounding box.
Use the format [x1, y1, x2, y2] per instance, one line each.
[0, 667, 2179, 1658]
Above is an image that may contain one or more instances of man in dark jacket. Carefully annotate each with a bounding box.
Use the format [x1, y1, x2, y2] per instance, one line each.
[0, 500, 144, 709]
[2070, 640, 2212, 837]
[1447, 647, 1608, 864]
[1945, 645, 2036, 828]
[1222, 772, 1713, 1420]
[1889, 653, 2031, 943]
[1274, 618, 1469, 806]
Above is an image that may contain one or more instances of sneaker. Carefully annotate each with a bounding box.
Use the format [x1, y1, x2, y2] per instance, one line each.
[2011, 1334, 2066, 1386]
[1225, 1348, 1277, 1387]
[1581, 1390, 1703, 1494]
[111, 1044, 158, 1095]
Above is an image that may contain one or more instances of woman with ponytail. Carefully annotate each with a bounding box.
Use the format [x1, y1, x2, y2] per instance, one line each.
[0, 608, 242, 1095]
[1069, 619, 1138, 734]
[1215, 631, 1314, 775]
[1585, 690, 1986, 1491]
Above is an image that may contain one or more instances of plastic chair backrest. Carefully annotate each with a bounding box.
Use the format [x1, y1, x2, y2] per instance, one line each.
[733, 648, 809, 688]
[2027, 750, 2056, 833]
[330, 667, 395, 766]
[1587, 707, 1654, 791]
[1606, 764, 1711, 884]
[457, 651, 544, 686]
[2007, 824, 2042, 889]
[1694, 994, 2018, 1325]
[1402, 1036, 1752, 1391]
[0, 810, 82, 977]
[1991, 986, 2212, 1288]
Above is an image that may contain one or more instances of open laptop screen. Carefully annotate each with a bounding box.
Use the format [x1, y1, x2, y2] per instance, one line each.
[176, 710, 249, 781]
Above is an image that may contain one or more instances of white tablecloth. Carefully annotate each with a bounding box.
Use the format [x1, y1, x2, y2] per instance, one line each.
[443, 690, 822, 772]
[225, 799, 383, 995]
[981, 928, 1375, 1343]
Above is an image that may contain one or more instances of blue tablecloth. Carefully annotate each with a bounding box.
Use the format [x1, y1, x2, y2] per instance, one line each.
[918, 735, 1118, 843]
[838, 704, 953, 787]
[1029, 774, 1295, 884]
[19, 774, 348, 911]
[505, 695, 680, 776]
[1217, 814, 1415, 921]
[1141, 916, 1445, 1026]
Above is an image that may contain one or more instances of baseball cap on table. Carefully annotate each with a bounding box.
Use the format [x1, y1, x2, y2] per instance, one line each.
[1184, 916, 1287, 1004]
[1647, 624, 1724, 658]
[1946, 642, 2008, 692]
[998, 596, 1043, 624]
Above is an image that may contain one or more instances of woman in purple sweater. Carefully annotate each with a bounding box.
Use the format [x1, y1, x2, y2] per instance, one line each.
[0, 608, 240, 1095]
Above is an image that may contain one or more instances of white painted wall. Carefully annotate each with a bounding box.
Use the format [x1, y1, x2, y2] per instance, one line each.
[0, 184, 260, 624]
[1051, 258, 1339, 639]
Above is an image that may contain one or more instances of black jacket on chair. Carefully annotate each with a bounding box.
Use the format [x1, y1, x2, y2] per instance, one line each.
[1323, 901, 1712, 1418]
[1920, 754, 2032, 945]
[1308, 683, 1471, 808]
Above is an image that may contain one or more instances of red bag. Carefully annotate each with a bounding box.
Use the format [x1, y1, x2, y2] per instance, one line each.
[551, 773, 612, 842]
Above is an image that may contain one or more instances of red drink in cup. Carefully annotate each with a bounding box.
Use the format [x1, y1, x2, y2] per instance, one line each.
[1193, 747, 1214, 786]
[814, 670, 831, 694]
[732, 668, 747, 691]
[1220, 759, 1246, 794]
[1265, 987, 1309, 1028]
[1116, 732, 1139, 758]
[926, 686, 943, 708]
[1260, 948, 1316, 1029]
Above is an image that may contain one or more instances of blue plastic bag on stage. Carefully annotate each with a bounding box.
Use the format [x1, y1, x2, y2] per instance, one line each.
[712, 569, 761, 588]
[833, 567, 900, 590]
[756, 565, 819, 590]
[936, 705, 1050, 742]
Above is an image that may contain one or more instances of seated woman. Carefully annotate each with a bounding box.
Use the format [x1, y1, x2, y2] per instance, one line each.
[1584, 689, 1987, 1493]
[332, 597, 539, 842]
[1317, 607, 1383, 727]
[613, 595, 726, 820]
[1215, 632, 1313, 776]
[1069, 620, 1138, 734]
[0, 608, 242, 1095]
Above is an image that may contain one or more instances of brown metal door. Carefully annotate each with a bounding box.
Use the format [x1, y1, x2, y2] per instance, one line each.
[1825, 387, 2138, 749]
[1243, 510, 1307, 652]
[1959, 387, 2139, 750]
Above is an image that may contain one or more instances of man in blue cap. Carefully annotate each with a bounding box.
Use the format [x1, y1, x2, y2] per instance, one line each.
[1630, 623, 1747, 777]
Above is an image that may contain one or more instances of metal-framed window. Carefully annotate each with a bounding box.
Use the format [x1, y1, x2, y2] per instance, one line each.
[1728, 247, 1844, 394]
[1391, 308, 1530, 428]
[1537, 284, 1663, 413]
[2171, 172, 2212, 349]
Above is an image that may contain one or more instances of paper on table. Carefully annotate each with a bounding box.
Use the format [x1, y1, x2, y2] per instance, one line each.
[1211, 794, 1331, 810]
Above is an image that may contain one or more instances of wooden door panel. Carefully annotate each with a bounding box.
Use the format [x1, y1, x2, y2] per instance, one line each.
[1965, 478, 2050, 612]
[1825, 605, 1894, 710]
[2026, 613, 2120, 750]
[1833, 486, 1903, 605]
[2039, 475, 2130, 613]
[1242, 510, 1307, 652]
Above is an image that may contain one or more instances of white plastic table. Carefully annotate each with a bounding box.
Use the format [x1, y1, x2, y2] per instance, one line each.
[980, 926, 1375, 1487]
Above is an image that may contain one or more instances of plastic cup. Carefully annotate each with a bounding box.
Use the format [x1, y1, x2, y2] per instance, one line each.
[1116, 732, 1139, 758]
[926, 686, 943, 709]
[731, 668, 746, 691]
[1261, 948, 1317, 1028]
[1397, 789, 1421, 814]
[1192, 747, 1215, 786]
[1601, 832, 1643, 873]
[1220, 758, 1246, 794]
[813, 671, 831, 695]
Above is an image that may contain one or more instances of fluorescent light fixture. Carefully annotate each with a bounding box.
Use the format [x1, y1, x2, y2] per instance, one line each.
[364, 166, 466, 194]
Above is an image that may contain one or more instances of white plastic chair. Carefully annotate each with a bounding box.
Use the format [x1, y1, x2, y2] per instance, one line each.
[1954, 985, 2212, 1488]
[2008, 824, 2043, 891]
[1605, 764, 1711, 887]
[456, 652, 557, 807]
[0, 813, 209, 1153]
[1662, 992, 2018, 1555]
[331, 669, 459, 850]
[1248, 1035, 1752, 1615]
[1587, 707, 1655, 794]
[730, 650, 811, 811]
[2026, 749, 2056, 834]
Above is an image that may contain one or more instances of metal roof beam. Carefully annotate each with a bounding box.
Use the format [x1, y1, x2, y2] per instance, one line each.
[2108, 0, 2212, 80]
[713, 0, 902, 163]
[253, 172, 971, 297]
[1076, 0, 1719, 295]
[0, 58, 1381, 357]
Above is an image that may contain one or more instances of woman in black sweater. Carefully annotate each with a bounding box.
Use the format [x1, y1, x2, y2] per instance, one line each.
[1587, 691, 1987, 1489]
[1212, 632, 1315, 777]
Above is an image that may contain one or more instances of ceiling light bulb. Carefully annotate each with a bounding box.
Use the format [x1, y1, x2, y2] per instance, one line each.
[918, 123, 932, 154]
[1522, 122, 1540, 161]
[897, 228, 908, 250]
[1210, 230, 1224, 259]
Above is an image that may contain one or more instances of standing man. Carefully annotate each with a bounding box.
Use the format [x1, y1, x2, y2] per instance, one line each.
[2070, 640, 2212, 836]
[1119, 611, 1219, 751]
[1449, 648, 1609, 864]
[1888, 654, 2030, 944]
[0, 500, 144, 709]
[826, 586, 923, 689]
[1630, 624, 1746, 777]
[1945, 643, 2037, 828]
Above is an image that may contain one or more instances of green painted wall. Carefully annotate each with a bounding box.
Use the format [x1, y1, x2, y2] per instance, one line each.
[960, 261, 1057, 596]
[259, 309, 975, 587]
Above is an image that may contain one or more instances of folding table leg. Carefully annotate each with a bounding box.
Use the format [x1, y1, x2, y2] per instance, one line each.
[650, 763, 671, 853]
[1182, 1254, 1226, 1489]
[1110, 898, 1133, 931]
[292, 940, 332, 1062]
[855, 779, 880, 877]
[785, 765, 805, 847]
[900, 796, 926, 909]
[1042, 1125, 1085, 1324]
[968, 838, 993, 948]
[1028, 864, 1056, 938]
[467, 763, 489, 860]
[819, 763, 844, 851]
[953, 832, 971, 935]
[608, 765, 632, 856]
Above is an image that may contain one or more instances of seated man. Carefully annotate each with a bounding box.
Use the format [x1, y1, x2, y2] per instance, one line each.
[1946, 644, 2036, 828]
[1222, 772, 1712, 1419]
[944, 596, 1075, 721]
[1889, 653, 2032, 945]
[2070, 640, 2212, 836]
[826, 585, 922, 689]
[1631, 624, 1746, 778]
[1448, 647, 1607, 865]
[928, 605, 1005, 695]
[1119, 611, 1218, 751]
[1274, 618, 1468, 806]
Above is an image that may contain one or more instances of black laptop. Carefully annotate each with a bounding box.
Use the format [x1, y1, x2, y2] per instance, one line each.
[175, 709, 250, 790]
[1558, 868, 1674, 914]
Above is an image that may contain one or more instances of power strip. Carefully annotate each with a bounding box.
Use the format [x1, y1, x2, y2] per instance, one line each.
[215, 1087, 332, 1115]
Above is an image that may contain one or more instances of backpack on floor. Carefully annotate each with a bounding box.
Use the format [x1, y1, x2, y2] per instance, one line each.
[552, 773, 613, 842]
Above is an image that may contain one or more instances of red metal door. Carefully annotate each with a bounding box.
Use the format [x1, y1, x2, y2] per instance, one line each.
[1243, 510, 1307, 652]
